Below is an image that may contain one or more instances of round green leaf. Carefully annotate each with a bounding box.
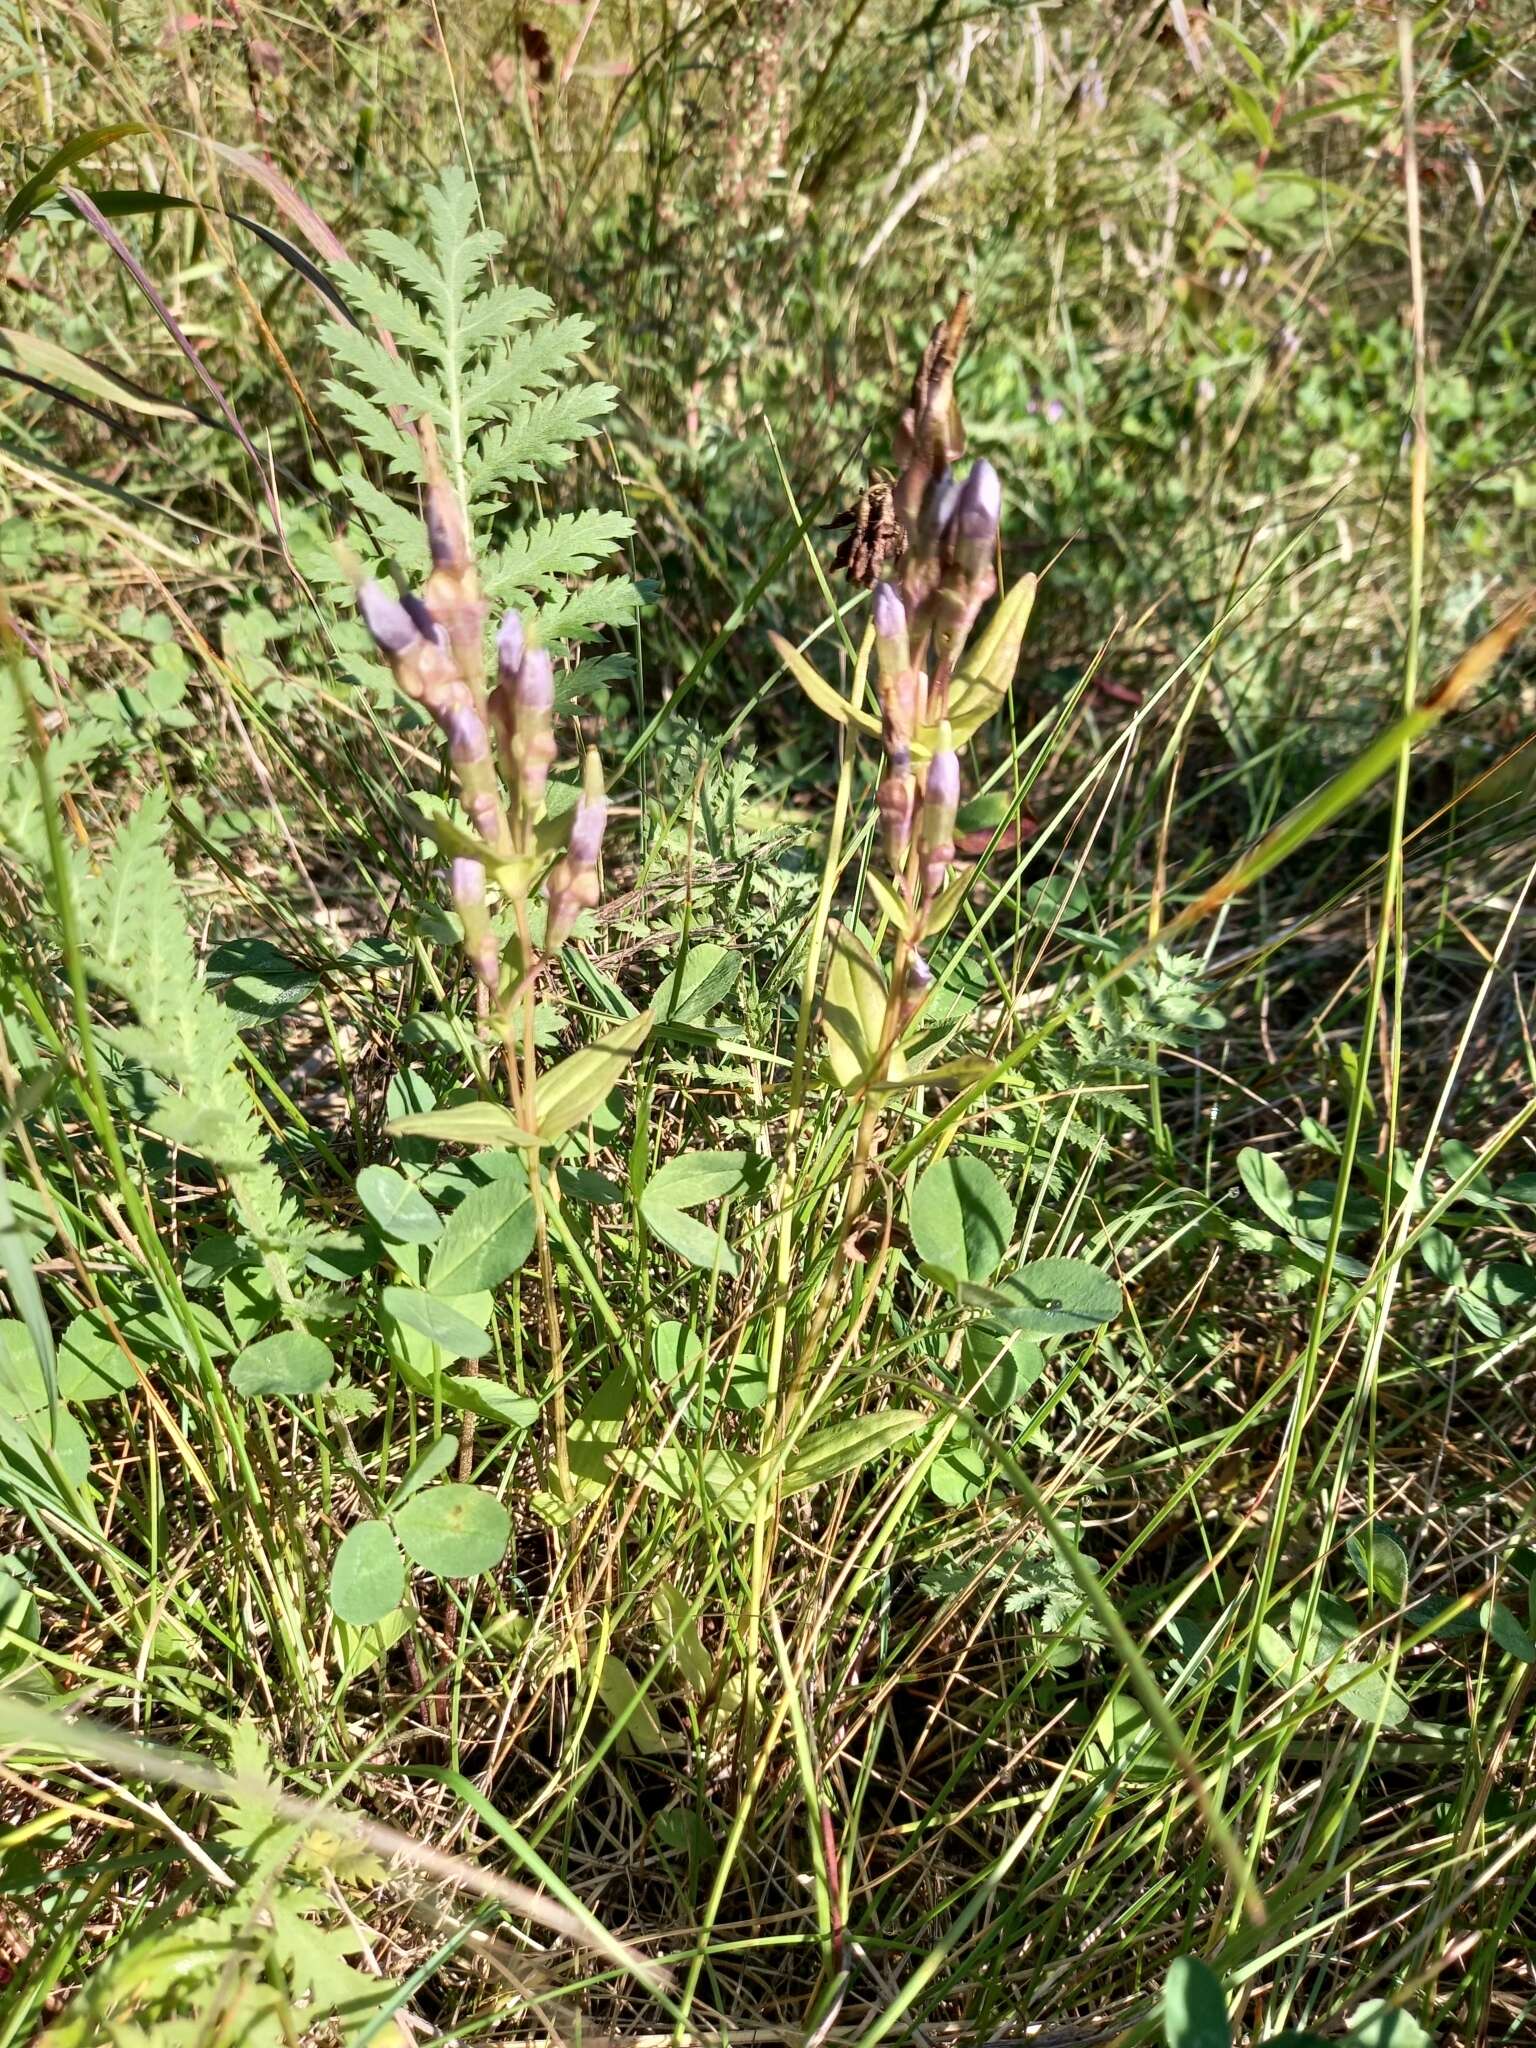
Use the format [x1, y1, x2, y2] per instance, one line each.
[381, 1286, 490, 1360]
[910, 1154, 1014, 1284]
[357, 1165, 442, 1245]
[1482, 1597, 1536, 1664]
[1325, 1660, 1411, 1729]
[1163, 1954, 1231, 2048]
[394, 1483, 510, 1579]
[959, 1325, 1046, 1414]
[427, 1173, 535, 1294]
[329, 1520, 405, 1626]
[57, 1315, 138, 1401]
[928, 1438, 989, 1505]
[229, 1331, 334, 1398]
[653, 1321, 703, 1383]
[722, 1352, 770, 1412]
[1346, 1520, 1410, 1610]
[982, 1257, 1121, 1337]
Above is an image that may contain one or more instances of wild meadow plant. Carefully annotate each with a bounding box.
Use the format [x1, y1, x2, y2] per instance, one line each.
[6, 66, 1536, 2033]
[773, 295, 1037, 1243]
[353, 436, 639, 1505]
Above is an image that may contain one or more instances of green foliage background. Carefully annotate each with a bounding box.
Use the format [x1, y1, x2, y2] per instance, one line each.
[0, 5, 1534, 2047]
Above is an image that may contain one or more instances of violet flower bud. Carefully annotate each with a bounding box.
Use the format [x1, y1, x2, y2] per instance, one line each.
[402, 592, 445, 647]
[451, 855, 500, 993]
[567, 750, 609, 864]
[357, 581, 422, 660]
[516, 645, 555, 720]
[947, 459, 1001, 578]
[426, 481, 471, 577]
[544, 750, 607, 953]
[877, 768, 916, 869]
[515, 646, 557, 810]
[873, 579, 907, 643]
[438, 697, 490, 769]
[872, 579, 911, 687]
[920, 726, 960, 902]
[916, 470, 958, 563]
[900, 949, 935, 1028]
[496, 609, 526, 684]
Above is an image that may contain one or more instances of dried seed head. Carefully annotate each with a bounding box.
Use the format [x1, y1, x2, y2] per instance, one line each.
[893, 295, 971, 486]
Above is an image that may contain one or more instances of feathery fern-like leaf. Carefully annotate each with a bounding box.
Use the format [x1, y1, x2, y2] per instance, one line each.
[322, 168, 636, 654]
[80, 797, 310, 1282]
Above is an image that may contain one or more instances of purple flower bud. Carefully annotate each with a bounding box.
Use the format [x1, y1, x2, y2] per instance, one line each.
[357, 581, 421, 660]
[873, 581, 907, 643]
[924, 745, 960, 815]
[920, 730, 960, 903]
[900, 949, 935, 1028]
[916, 470, 958, 558]
[567, 796, 608, 868]
[567, 803, 607, 868]
[451, 856, 486, 909]
[873, 579, 912, 688]
[1043, 399, 1065, 426]
[953, 459, 1001, 548]
[401, 592, 444, 646]
[497, 609, 526, 682]
[515, 645, 555, 717]
[439, 699, 489, 766]
[426, 481, 471, 576]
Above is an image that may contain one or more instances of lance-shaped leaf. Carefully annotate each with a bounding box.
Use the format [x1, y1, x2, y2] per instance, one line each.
[821, 922, 907, 1093]
[388, 1101, 536, 1148]
[770, 632, 881, 740]
[534, 1010, 652, 1144]
[923, 574, 1037, 750]
[776, 1410, 928, 1494]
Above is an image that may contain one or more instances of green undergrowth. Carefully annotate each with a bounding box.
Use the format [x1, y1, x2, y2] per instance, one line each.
[0, 5, 1534, 2047]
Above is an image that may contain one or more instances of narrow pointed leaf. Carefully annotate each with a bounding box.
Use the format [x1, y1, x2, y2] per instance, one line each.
[534, 1011, 652, 1143]
[769, 632, 881, 738]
